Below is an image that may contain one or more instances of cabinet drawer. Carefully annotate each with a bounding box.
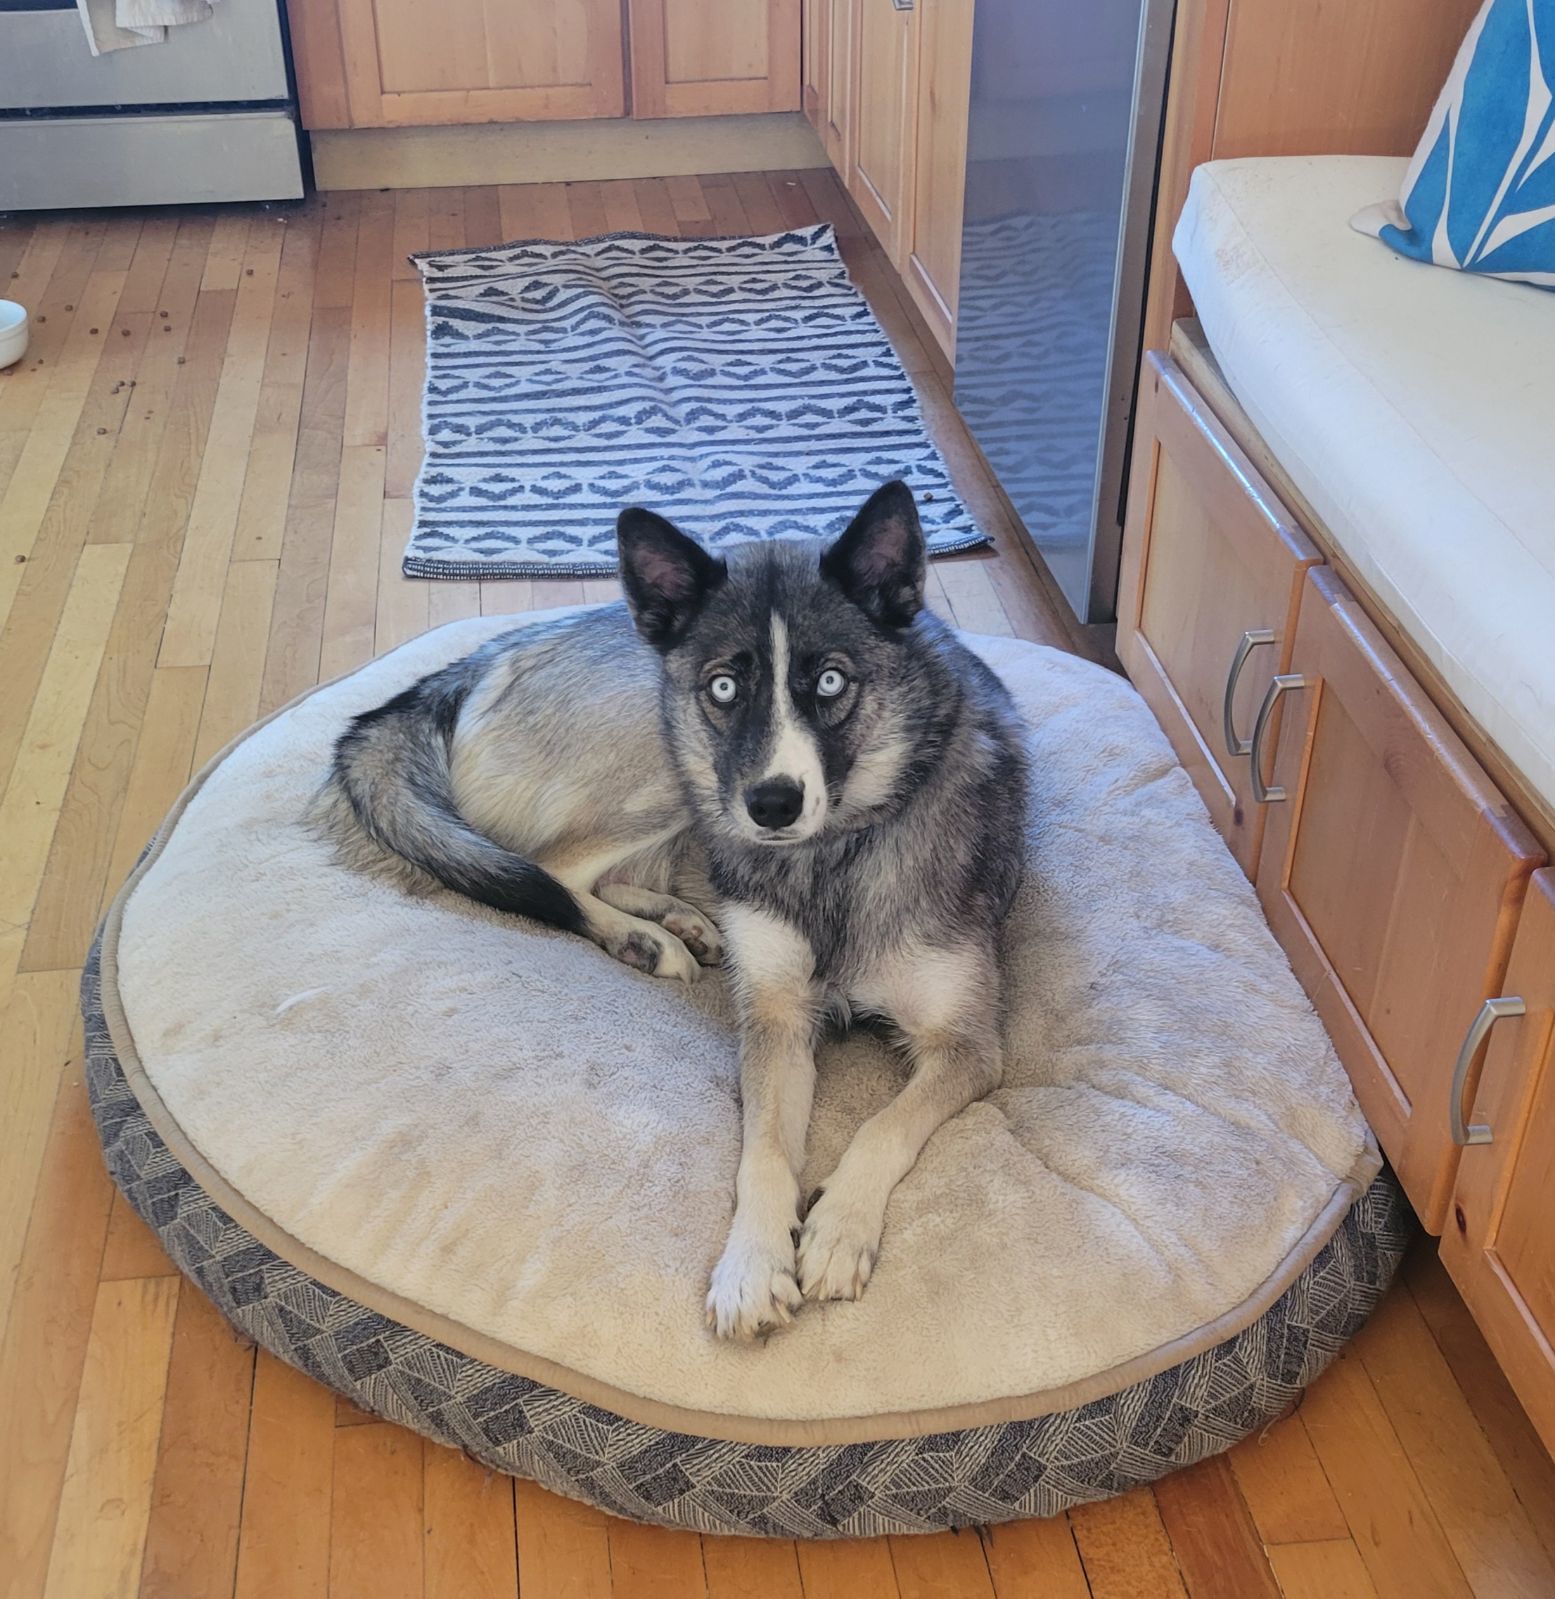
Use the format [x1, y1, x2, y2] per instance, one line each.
[1441, 868, 1555, 1457]
[1256, 567, 1544, 1230]
[1117, 355, 1321, 876]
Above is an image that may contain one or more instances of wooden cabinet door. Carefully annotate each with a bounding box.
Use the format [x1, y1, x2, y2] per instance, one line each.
[1117, 355, 1321, 876]
[1256, 566, 1544, 1230]
[903, 0, 973, 359]
[823, 0, 855, 177]
[848, 0, 919, 262]
[803, 0, 829, 133]
[291, 0, 626, 128]
[629, 0, 802, 117]
[1441, 869, 1555, 1457]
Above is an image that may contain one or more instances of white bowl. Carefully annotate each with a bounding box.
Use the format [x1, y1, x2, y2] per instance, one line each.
[0, 300, 30, 370]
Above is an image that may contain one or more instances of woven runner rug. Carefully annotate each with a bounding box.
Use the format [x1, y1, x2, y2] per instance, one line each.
[403, 223, 987, 579]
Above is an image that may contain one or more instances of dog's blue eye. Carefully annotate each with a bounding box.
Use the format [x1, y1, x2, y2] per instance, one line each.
[816, 669, 847, 699]
[708, 674, 738, 705]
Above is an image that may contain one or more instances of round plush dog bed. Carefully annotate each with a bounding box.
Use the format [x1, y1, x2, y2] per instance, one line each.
[84, 614, 1408, 1538]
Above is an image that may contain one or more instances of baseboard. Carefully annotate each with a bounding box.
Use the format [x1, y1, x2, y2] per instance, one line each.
[310, 114, 828, 192]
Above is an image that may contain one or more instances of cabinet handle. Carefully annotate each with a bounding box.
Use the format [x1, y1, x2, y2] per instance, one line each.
[1222, 628, 1276, 757]
[890, 0, 914, 9]
[1248, 673, 1309, 804]
[1449, 996, 1524, 1146]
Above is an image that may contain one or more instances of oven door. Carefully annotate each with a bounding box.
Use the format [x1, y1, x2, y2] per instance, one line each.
[0, 0, 290, 111]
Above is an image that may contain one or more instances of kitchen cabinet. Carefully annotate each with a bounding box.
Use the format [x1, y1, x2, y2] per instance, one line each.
[294, 0, 626, 128]
[1254, 567, 1542, 1231]
[1441, 869, 1555, 1457]
[629, 0, 801, 117]
[847, 0, 919, 263]
[902, 0, 973, 353]
[1117, 355, 1320, 877]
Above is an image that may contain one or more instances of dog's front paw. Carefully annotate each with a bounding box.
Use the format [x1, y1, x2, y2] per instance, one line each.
[797, 1182, 884, 1303]
[706, 1229, 802, 1341]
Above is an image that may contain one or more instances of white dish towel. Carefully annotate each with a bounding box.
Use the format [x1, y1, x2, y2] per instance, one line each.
[76, 0, 218, 54]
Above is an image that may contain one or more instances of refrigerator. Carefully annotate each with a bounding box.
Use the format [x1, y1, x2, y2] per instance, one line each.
[954, 0, 1175, 623]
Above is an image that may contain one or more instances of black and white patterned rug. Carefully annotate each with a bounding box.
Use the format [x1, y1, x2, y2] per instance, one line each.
[404, 224, 987, 579]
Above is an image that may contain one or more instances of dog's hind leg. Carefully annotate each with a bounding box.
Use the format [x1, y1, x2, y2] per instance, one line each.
[541, 839, 705, 982]
[593, 883, 724, 967]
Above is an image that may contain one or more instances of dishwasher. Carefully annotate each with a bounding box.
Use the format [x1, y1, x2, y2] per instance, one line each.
[0, 0, 304, 210]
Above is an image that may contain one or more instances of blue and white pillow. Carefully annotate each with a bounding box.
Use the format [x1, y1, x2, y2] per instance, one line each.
[1353, 0, 1555, 288]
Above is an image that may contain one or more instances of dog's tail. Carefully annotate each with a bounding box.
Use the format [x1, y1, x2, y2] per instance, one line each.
[325, 682, 585, 934]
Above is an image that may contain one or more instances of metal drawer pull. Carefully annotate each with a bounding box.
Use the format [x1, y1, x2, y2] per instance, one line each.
[1248, 673, 1310, 804]
[1222, 628, 1276, 757]
[1449, 996, 1524, 1146]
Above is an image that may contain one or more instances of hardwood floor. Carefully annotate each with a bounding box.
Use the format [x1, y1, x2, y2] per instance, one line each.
[0, 171, 1550, 1599]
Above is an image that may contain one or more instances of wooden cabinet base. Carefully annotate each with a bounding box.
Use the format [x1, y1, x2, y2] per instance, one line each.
[1442, 870, 1555, 1458]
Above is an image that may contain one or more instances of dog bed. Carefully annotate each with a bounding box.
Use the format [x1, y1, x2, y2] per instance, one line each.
[84, 614, 1409, 1538]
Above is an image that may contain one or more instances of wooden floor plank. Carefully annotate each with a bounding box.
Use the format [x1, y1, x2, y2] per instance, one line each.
[1300, 1346, 1474, 1599]
[136, 1284, 254, 1599]
[514, 1480, 614, 1599]
[0, 217, 108, 439]
[1227, 1409, 1348, 1548]
[233, 1352, 334, 1599]
[86, 212, 217, 548]
[0, 970, 81, 1341]
[192, 558, 279, 767]
[0, 228, 136, 629]
[428, 579, 484, 627]
[700, 1535, 804, 1599]
[665, 174, 713, 223]
[384, 277, 425, 499]
[1068, 1490, 1189, 1599]
[565, 180, 609, 240]
[392, 187, 432, 274]
[794, 1538, 902, 1599]
[888, 1530, 996, 1599]
[1404, 1248, 1555, 1569]
[328, 1422, 424, 1599]
[1151, 1455, 1280, 1599]
[0, 543, 131, 993]
[1353, 1282, 1555, 1599]
[40, 1277, 180, 1599]
[314, 191, 362, 309]
[608, 1519, 709, 1599]
[98, 1192, 176, 1282]
[259, 301, 349, 714]
[234, 206, 323, 561]
[344, 188, 395, 449]
[0, 1030, 115, 1599]
[376, 500, 429, 652]
[159, 223, 285, 666]
[599, 177, 646, 233]
[980, 1516, 1093, 1599]
[102, 665, 209, 906]
[1267, 1539, 1380, 1599]
[318, 443, 388, 679]
[464, 185, 502, 249]
[423, 1445, 519, 1599]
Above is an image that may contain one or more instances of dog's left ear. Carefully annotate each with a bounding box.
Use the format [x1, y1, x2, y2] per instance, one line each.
[617, 508, 727, 650]
[820, 480, 927, 628]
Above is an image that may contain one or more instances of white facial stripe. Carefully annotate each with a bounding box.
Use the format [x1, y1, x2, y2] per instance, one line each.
[759, 614, 827, 835]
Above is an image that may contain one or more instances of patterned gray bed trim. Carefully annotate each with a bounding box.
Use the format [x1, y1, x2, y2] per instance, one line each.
[82, 939, 1412, 1538]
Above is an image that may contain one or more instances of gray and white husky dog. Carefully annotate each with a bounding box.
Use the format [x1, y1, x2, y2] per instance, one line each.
[317, 481, 1029, 1340]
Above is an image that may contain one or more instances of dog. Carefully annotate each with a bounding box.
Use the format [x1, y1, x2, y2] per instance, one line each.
[317, 481, 1029, 1339]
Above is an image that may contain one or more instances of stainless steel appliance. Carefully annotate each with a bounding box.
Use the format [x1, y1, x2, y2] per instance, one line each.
[955, 0, 1174, 623]
[0, 0, 303, 210]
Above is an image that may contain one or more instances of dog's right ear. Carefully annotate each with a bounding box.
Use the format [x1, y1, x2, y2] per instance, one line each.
[617, 509, 727, 650]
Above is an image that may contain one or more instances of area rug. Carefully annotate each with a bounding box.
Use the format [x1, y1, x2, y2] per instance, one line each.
[403, 223, 987, 579]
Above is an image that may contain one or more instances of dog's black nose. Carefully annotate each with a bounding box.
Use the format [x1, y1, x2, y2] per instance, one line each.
[745, 778, 804, 831]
